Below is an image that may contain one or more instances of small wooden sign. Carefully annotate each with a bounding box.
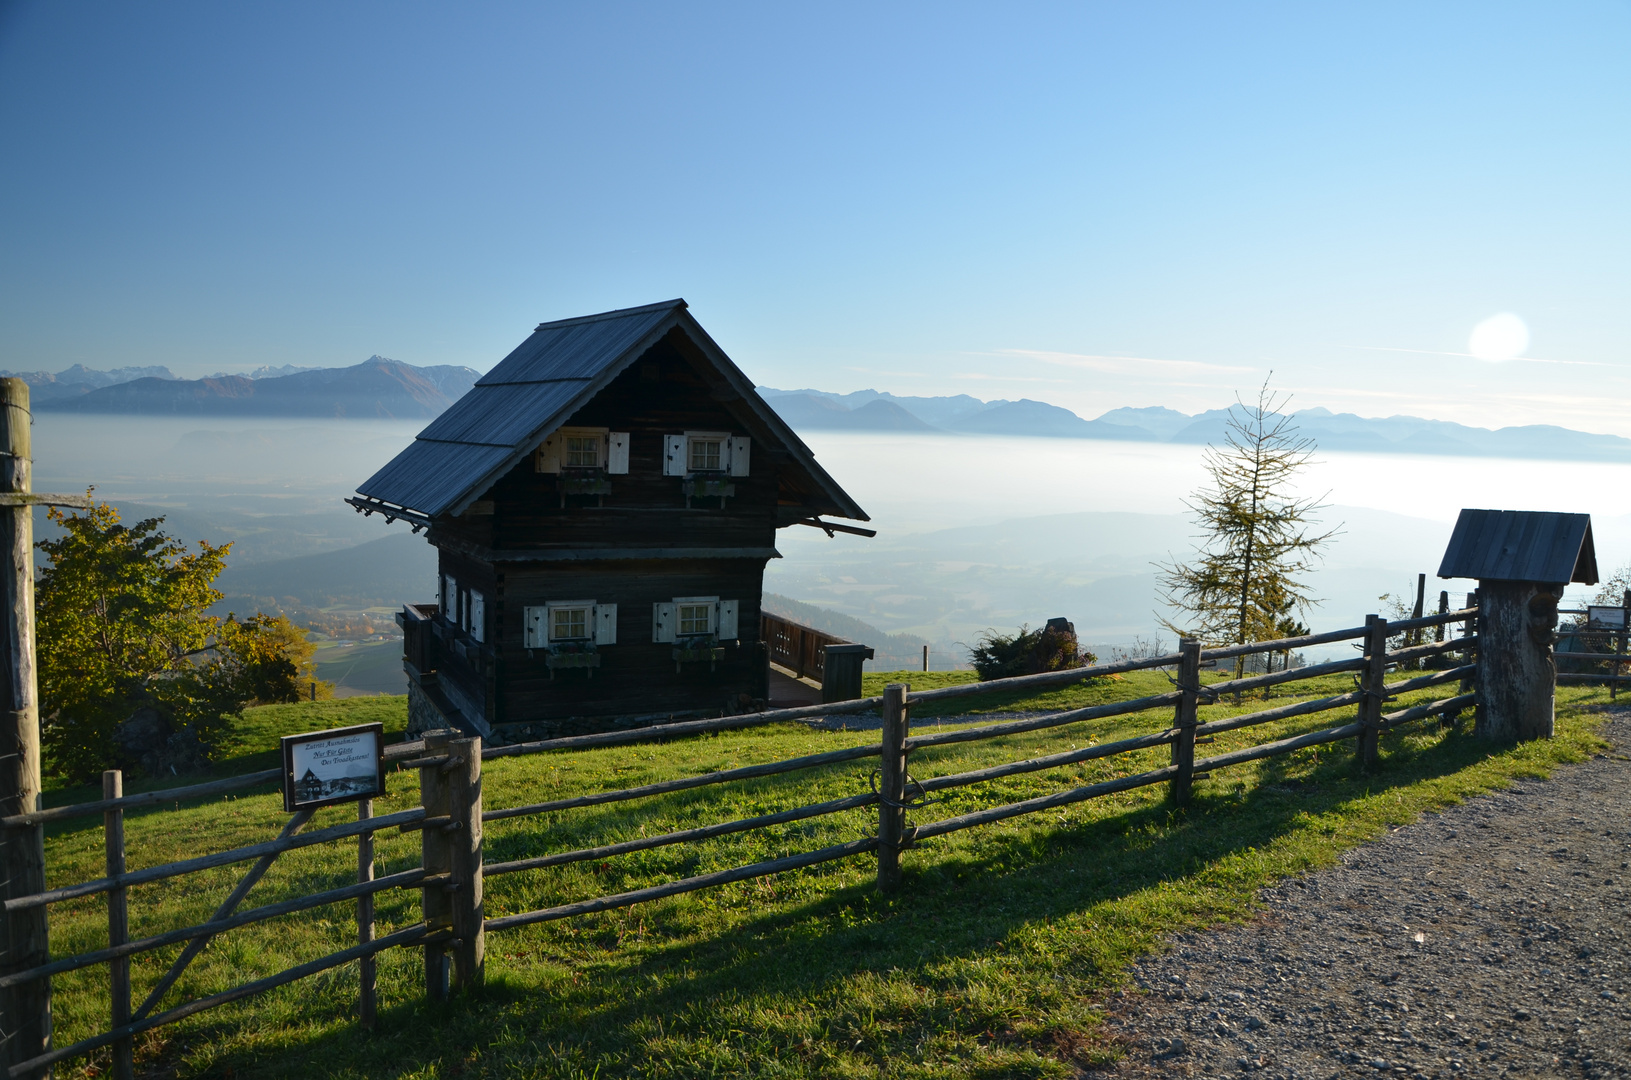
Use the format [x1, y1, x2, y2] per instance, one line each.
[280, 723, 385, 812]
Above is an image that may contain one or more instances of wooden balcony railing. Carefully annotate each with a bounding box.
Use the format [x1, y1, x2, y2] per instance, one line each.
[761, 612, 848, 683]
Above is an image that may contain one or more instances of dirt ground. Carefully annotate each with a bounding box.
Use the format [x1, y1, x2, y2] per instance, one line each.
[1102, 710, 1631, 1080]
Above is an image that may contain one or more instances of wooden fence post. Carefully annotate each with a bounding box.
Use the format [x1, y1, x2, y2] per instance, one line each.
[1461, 589, 1478, 699]
[447, 736, 484, 992]
[0, 377, 50, 1078]
[1357, 615, 1388, 768]
[104, 771, 133, 1080]
[1169, 640, 1201, 806]
[1409, 573, 1426, 666]
[419, 730, 453, 1002]
[877, 683, 909, 892]
[357, 798, 376, 1028]
[1613, 589, 1629, 703]
[1435, 591, 1449, 644]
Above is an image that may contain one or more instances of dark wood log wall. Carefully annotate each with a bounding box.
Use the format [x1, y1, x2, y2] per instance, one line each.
[424, 334, 787, 728]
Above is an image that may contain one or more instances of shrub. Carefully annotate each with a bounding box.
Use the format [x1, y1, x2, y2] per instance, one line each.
[968, 623, 1096, 681]
[37, 498, 331, 782]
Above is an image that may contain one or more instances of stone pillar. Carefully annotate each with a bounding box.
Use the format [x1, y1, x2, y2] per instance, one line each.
[1474, 579, 1559, 742]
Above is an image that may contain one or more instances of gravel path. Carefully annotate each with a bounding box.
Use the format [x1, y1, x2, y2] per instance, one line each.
[1103, 710, 1631, 1080]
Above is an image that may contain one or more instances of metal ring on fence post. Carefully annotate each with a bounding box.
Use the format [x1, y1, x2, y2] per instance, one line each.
[868, 769, 939, 811]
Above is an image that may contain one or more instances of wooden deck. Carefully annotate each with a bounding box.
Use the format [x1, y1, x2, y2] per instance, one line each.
[767, 663, 822, 708]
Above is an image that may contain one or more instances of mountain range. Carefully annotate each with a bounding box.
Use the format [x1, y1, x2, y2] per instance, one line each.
[759, 388, 1631, 463]
[0, 363, 180, 403]
[13, 356, 480, 418]
[8, 358, 1629, 461]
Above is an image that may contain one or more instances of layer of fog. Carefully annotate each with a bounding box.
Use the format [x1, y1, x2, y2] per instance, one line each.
[27, 417, 1631, 663]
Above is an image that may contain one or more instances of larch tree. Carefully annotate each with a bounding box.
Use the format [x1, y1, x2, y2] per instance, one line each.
[1156, 379, 1336, 681]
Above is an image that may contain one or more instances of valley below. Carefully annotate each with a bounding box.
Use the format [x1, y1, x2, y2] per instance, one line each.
[25, 417, 1631, 694]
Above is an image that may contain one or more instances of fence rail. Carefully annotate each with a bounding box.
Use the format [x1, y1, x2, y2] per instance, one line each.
[3, 807, 427, 912]
[10, 607, 1491, 1078]
[1557, 601, 1629, 700]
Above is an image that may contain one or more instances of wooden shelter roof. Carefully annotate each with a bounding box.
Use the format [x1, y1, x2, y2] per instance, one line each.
[1437, 509, 1598, 585]
[352, 300, 868, 525]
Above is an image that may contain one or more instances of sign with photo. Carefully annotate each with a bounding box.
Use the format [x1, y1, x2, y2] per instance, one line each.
[1588, 605, 1628, 628]
[280, 723, 385, 812]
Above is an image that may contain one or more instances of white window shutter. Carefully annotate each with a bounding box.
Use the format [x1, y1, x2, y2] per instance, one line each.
[728, 436, 750, 477]
[594, 603, 617, 645]
[535, 434, 562, 474]
[716, 599, 739, 640]
[607, 432, 630, 474]
[524, 606, 546, 649]
[470, 592, 486, 643]
[663, 434, 687, 476]
[652, 602, 676, 643]
[444, 575, 457, 620]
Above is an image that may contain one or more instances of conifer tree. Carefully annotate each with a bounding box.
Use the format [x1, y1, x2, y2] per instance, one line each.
[1156, 379, 1336, 680]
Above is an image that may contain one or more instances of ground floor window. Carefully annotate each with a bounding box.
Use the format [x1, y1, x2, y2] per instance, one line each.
[525, 602, 617, 648]
[653, 597, 739, 643]
[551, 605, 589, 641]
[678, 601, 713, 636]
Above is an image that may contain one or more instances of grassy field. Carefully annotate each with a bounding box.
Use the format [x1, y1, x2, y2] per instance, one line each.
[36, 670, 1617, 1079]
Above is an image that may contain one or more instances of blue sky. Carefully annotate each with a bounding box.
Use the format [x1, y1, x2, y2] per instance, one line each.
[4, 2, 1630, 432]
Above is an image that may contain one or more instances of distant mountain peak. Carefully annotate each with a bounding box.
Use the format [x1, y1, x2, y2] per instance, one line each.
[33, 357, 482, 419]
[759, 386, 1631, 465]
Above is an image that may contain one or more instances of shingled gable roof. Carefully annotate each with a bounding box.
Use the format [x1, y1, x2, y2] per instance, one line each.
[352, 299, 868, 524]
[1437, 509, 1598, 585]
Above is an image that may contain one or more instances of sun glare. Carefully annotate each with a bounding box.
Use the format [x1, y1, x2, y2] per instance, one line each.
[1467, 312, 1529, 362]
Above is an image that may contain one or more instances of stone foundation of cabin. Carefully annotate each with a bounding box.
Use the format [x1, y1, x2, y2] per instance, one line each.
[406, 680, 450, 739]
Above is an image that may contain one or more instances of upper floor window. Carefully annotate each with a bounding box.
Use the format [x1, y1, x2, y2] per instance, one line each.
[688, 437, 723, 473]
[564, 435, 602, 469]
[663, 432, 750, 478]
[536, 427, 629, 474]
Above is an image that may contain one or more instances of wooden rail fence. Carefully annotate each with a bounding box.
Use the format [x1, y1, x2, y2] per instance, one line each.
[1555, 601, 1630, 699]
[1, 608, 1482, 1076]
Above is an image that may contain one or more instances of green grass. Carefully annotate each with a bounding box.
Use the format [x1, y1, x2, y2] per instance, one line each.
[38, 674, 1617, 1079]
[41, 696, 410, 808]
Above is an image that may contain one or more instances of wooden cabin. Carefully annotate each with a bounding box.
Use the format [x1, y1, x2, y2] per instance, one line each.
[349, 299, 871, 742]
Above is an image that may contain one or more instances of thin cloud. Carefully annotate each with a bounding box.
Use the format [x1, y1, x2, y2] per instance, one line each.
[994, 348, 1256, 376]
[840, 367, 934, 378]
[949, 372, 1068, 383]
[1340, 344, 1611, 368]
[1277, 383, 1631, 437]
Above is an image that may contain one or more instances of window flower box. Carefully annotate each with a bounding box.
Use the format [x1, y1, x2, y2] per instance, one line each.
[556, 469, 612, 507]
[545, 641, 600, 678]
[560, 475, 613, 495]
[682, 477, 735, 509]
[672, 634, 725, 672]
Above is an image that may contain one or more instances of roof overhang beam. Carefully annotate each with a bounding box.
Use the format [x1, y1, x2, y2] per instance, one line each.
[789, 517, 877, 538]
[345, 496, 433, 533]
